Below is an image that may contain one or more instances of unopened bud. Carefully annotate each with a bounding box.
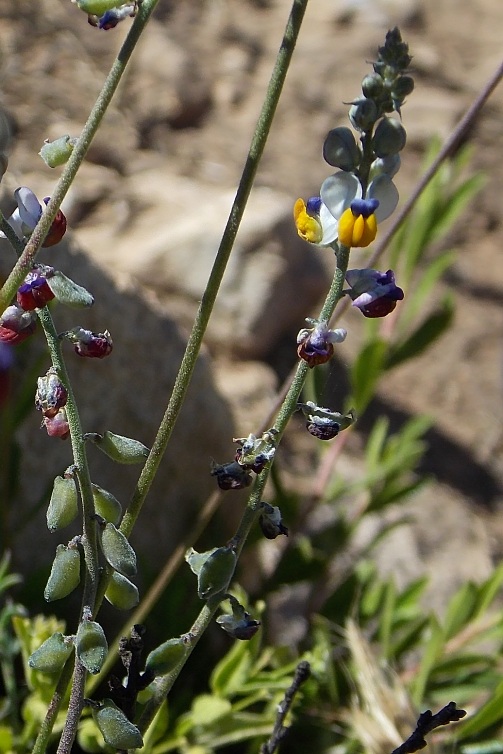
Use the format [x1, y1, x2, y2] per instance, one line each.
[0, 305, 36, 345]
[39, 136, 77, 168]
[372, 117, 407, 157]
[361, 73, 385, 100]
[43, 407, 70, 440]
[349, 98, 378, 132]
[76, 617, 108, 674]
[44, 543, 81, 601]
[322, 127, 360, 171]
[29, 632, 74, 674]
[85, 431, 149, 463]
[91, 699, 143, 750]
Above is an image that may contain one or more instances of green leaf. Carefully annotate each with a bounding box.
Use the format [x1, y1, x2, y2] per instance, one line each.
[457, 678, 503, 739]
[411, 616, 445, 705]
[210, 640, 252, 698]
[191, 695, 232, 726]
[385, 299, 454, 369]
[350, 338, 388, 414]
[399, 251, 456, 331]
[442, 581, 478, 640]
[473, 562, 503, 619]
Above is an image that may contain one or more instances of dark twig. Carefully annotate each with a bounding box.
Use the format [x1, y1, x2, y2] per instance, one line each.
[391, 702, 466, 754]
[260, 660, 311, 754]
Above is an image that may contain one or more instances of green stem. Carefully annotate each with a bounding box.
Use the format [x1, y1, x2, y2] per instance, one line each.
[0, 0, 160, 314]
[137, 244, 351, 734]
[31, 658, 74, 754]
[118, 0, 310, 542]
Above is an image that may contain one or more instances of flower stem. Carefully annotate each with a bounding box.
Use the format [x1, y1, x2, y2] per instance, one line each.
[0, 0, 161, 314]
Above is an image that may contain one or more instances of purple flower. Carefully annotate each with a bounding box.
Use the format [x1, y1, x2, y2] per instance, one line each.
[297, 319, 346, 368]
[345, 268, 404, 318]
[0, 187, 67, 247]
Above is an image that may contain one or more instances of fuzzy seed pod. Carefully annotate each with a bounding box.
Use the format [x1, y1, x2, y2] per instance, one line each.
[44, 544, 81, 601]
[76, 619, 108, 674]
[105, 571, 139, 611]
[28, 632, 74, 674]
[92, 699, 143, 750]
[145, 637, 188, 677]
[39, 136, 76, 168]
[197, 545, 236, 600]
[47, 271, 94, 308]
[46, 475, 79, 532]
[99, 523, 137, 577]
[76, 0, 125, 13]
[92, 483, 122, 525]
[86, 431, 149, 464]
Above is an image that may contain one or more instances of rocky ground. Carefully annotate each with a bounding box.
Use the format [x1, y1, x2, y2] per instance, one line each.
[0, 0, 503, 613]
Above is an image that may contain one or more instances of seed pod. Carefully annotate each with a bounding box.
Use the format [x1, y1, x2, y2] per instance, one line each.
[99, 523, 137, 577]
[44, 544, 81, 601]
[76, 0, 125, 14]
[92, 483, 122, 525]
[76, 619, 108, 675]
[28, 632, 74, 674]
[92, 698, 143, 750]
[85, 431, 149, 464]
[39, 135, 76, 168]
[197, 545, 236, 600]
[47, 270, 94, 308]
[145, 637, 188, 676]
[105, 571, 139, 611]
[46, 475, 79, 532]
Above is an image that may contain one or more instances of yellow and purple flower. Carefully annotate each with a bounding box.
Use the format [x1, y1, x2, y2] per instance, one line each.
[345, 268, 404, 318]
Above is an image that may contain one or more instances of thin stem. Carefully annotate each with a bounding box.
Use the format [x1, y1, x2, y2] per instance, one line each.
[31, 658, 74, 754]
[0, 0, 161, 314]
[55, 662, 87, 754]
[119, 0, 310, 541]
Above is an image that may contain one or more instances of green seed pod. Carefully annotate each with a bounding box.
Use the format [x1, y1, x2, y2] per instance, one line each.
[85, 431, 149, 464]
[76, 0, 125, 13]
[76, 619, 108, 675]
[47, 270, 94, 308]
[105, 571, 139, 611]
[28, 632, 74, 674]
[322, 127, 360, 172]
[46, 475, 79, 532]
[372, 116, 407, 157]
[145, 637, 188, 676]
[39, 135, 76, 168]
[92, 699, 143, 750]
[99, 523, 137, 577]
[44, 544, 81, 601]
[197, 545, 236, 600]
[92, 483, 122, 525]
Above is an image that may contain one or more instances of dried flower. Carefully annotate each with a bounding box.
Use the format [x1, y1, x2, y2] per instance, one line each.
[35, 368, 68, 418]
[297, 318, 346, 368]
[259, 502, 288, 539]
[211, 460, 252, 491]
[298, 402, 355, 440]
[0, 304, 37, 345]
[234, 429, 277, 473]
[43, 408, 70, 440]
[216, 595, 261, 641]
[62, 327, 113, 358]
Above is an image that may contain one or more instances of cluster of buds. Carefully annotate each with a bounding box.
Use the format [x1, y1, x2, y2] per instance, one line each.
[35, 367, 69, 439]
[211, 429, 278, 491]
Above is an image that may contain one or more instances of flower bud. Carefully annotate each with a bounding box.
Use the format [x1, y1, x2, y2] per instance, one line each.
[92, 699, 143, 750]
[85, 431, 149, 464]
[349, 98, 378, 132]
[43, 407, 70, 440]
[76, 617, 108, 674]
[41, 198, 67, 247]
[46, 474, 79, 532]
[197, 545, 237, 600]
[392, 75, 414, 102]
[0, 305, 36, 345]
[372, 117, 407, 157]
[29, 632, 74, 674]
[47, 271, 94, 308]
[35, 368, 67, 418]
[104, 571, 139, 610]
[322, 127, 360, 171]
[39, 136, 77, 168]
[99, 522, 137, 577]
[92, 483, 122, 525]
[44, 543, 81, 601]
[145, 636, 188, 676]
[361, 73, 385, 101]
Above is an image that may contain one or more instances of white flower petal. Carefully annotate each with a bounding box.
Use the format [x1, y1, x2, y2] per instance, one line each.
[327, 328, 347, 344]
[14, 187, 42, 229]
[368, 175, 399, 222]
[320, 172, 361, 221]
[319, 202, 338, 245]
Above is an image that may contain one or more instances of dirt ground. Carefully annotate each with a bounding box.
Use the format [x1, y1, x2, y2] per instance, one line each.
[1, 0, 503, 609]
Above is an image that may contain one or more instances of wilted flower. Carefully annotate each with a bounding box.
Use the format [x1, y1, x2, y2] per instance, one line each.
[0, 187, 67, 247]
[211, 460, 252, 491]
[43, 407, 70, 440]
[345, 268, 404, 318]
[17, 270, 55, 311]
[259, 502, 288, 539]
[297, 318, 346, 368]
[298, 402, 355, 441]
[0, 304, 37, 345]
[61, 327, 113, 358]
[35, 367, 68, 418]
[234, 429, 278, 473]
[216, 595, 261, 641]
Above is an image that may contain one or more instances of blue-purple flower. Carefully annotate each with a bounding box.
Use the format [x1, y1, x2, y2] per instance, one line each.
[345, 268, 404, 318]
[297, 318, 346, 367]
[0, 187, 67, 247]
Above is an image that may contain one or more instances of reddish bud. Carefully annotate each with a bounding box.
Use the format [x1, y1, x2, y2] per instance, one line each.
[0, 305, 37, 345]
[43, 408, 70, 439]
[41, 199, 67, 247]
[62, 327, 113, 359]
[17, 272, 55, 311]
